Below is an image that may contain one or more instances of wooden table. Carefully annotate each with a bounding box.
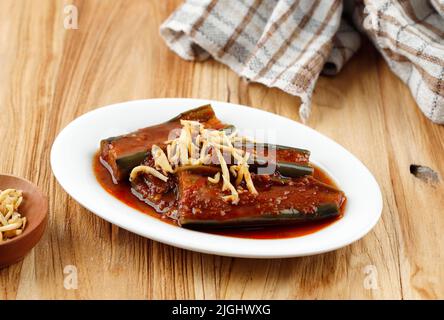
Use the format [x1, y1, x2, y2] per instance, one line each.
[1, 0, 443, 300]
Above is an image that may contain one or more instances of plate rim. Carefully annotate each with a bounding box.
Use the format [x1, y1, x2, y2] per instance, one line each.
[50, 98, 383, 258]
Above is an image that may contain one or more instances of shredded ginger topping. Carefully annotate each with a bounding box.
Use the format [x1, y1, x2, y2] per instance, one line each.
[130, 120, 258, 204]
[0, 189, 26, 242]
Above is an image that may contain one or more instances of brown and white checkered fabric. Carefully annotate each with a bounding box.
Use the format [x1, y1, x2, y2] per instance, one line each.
[161, 0, 444, 124]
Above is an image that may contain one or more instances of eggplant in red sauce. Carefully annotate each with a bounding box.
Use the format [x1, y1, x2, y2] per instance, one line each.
[177, 170, 344, 228]
[129, 142, 316, 220]
[100, 105, 227, 183]
[97, 105, 346, 232]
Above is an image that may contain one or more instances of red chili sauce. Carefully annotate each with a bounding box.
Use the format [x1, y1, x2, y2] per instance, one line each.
[93, 152, 345, 239]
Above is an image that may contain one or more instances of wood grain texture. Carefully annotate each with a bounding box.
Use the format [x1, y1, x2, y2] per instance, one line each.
[0, 0, 443, 299]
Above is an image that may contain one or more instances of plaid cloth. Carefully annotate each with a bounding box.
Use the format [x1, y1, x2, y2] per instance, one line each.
[160, 0, 444, 124]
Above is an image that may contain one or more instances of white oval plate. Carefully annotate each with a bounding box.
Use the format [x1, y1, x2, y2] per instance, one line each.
[51, 98, 382, 258]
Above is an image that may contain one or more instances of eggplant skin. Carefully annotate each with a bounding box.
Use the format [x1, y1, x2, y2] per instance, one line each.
[180, 203, 340, 229]
[251, 161, 314, 177]
[115, 151, 148, 182]
[168, 104, 216, 122]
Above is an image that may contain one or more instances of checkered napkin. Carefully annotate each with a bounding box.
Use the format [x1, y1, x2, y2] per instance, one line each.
[160, 0, 444, 124]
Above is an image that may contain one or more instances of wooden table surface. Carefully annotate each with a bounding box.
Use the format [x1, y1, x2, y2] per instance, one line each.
[1, 0, 443, 300]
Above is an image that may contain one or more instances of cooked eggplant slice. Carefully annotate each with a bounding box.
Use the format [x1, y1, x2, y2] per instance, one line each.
[100, 105, 227, 183]
[177, 170, 345, 229]
[128, 138, 315, 217]
[96, 104, 348, 235]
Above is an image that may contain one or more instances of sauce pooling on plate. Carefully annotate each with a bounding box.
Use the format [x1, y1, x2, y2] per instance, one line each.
[93, 152, 345, 239]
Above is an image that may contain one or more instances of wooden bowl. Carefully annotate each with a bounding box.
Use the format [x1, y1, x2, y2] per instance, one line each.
[0, 174, 48, 268]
